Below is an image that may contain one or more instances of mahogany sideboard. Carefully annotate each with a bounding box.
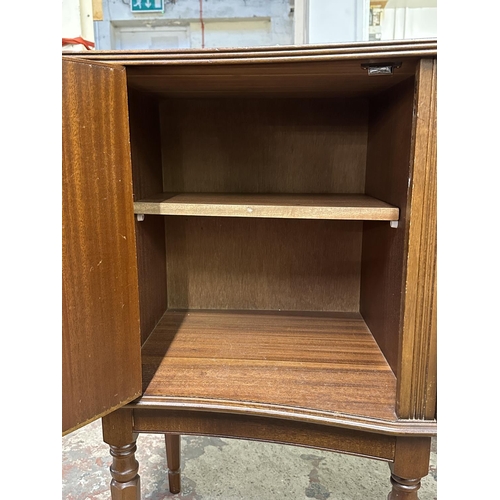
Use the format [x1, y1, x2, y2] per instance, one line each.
[62, 39, 437, 499]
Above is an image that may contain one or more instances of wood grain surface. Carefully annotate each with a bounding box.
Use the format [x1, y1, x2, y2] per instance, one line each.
[66, 42, 435, 98]
[360, 77, 416, 375]
[141, 310, 397, 421]
[128, 89, 168, 344]
[133, 409, 397, 460]
[397, 59, 437, 420]
[160, 98, 367, 194]
[67, 40, 436, 75]
[134, 193, 399, 221]
[127, 59, 419, 98]
[66, 38, 436, 58]
[165, 217, 362, 312]
[62, 58, 142, 435]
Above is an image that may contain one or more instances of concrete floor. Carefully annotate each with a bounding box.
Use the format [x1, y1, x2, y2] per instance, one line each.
[62, 420, 437, 499]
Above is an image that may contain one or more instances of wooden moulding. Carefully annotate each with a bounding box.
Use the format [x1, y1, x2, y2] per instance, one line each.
[396, 59, 437, 420]
[134, 194, 399, 221]
[132, 409, 397, 461]
[131, 398, 436, 438]
[64, 39, 436, 63]
[69, 41, 435, 98]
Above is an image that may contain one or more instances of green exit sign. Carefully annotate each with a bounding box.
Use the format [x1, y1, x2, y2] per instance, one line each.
[131, 0, 164, 13]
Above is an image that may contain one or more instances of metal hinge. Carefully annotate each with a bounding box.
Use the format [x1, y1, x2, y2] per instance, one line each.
[361, 62, 402, 76]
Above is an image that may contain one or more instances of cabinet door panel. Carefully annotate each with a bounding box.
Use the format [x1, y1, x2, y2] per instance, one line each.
[62, 58, 141, 435]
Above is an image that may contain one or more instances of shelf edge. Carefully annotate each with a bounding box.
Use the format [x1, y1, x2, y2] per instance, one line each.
[133, 198, 399, 221]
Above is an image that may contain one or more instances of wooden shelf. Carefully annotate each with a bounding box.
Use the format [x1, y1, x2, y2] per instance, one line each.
[140, 310, 397, 423]
[134, 193, 399, 221]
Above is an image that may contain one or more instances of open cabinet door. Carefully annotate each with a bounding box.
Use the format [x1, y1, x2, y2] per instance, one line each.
[62, 58, 142, 435]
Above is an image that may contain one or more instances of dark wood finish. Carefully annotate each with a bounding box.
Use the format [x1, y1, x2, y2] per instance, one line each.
[67, 41, 436, 100]
[65, 38, 436, 59]
[360, 77, 416, 376]
[102, 409, 136, 447]
[134, 193, 399, 221]
[160, 98, 367, 194]
[165, 434, 181, 494]
[128, 89, 163, 201]
[388, 475, 421, 500]
[103, 410, 141, 500]
[128, 89, 167, 344]
[396, 59, 437, 420]
[141, 310, 397, 421]
[165, 218, 362, 311]
[134, 410, 396, 461]
[387, 437, 432, 500]
[133, 397, 435, 436]
[109, 442, 141, 500]
[62, 58, 142, 435]
[62, 42, 437, 499]
[134, 216, 167, 345]
[392, 437, 431, 481]
[125, 60, 421, 98]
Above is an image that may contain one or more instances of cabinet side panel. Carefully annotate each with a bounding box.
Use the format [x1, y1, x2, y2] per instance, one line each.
[62, 60, 142, 435]
[360, 77, 416, 375]
[166, 217, 362, 312]
[128, 89, 168, 344]
[397, 59, 437, 419]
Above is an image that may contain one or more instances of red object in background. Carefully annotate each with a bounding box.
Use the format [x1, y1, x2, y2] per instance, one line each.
[62, 37, 95, 50]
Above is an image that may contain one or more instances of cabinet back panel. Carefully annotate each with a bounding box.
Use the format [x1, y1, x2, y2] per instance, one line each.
[160, 98, 368, 194]
[166, 217, 362, 312]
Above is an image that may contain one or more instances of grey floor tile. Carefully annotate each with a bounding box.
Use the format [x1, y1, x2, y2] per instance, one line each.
[63, 420, 437, 500]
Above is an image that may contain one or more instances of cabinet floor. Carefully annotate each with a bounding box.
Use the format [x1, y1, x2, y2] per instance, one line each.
[141, 310, 397, 422]
[62, 420, 437, 500]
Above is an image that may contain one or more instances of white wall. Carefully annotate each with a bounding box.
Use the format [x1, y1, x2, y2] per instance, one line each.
[381, 6, 437, 39]
[95, 0, 293, 50]
[308, 0, 368, 44]
[381, 0, 437, 40]
[62, 0, 95, 51]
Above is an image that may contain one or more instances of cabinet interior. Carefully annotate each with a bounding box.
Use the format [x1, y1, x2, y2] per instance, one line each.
[126, 62, 416, 421]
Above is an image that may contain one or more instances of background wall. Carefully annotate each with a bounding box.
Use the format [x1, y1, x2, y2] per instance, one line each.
[94, 0, 294, 50]
[62, 0, 95, 50]
[381, 0, 437, 40]
[308, 0, 368, 44]
[62, 0, 436, 51]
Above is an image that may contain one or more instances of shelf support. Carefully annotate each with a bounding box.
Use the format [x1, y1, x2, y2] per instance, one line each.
[136, 214, 145, 222]
[390, 221, 399, 229]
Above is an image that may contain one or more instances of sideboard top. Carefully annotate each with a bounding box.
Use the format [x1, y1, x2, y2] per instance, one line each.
[63, 39, 436, 97]
[63, 38, 436, 66]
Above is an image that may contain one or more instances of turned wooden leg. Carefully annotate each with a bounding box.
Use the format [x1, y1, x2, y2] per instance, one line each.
[165, 433, 181, 494]
[109, 440, 141, 500]
[387, 437, 431, 500]
[102, 409, 141, 500]
[388, 473, 421, 499]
